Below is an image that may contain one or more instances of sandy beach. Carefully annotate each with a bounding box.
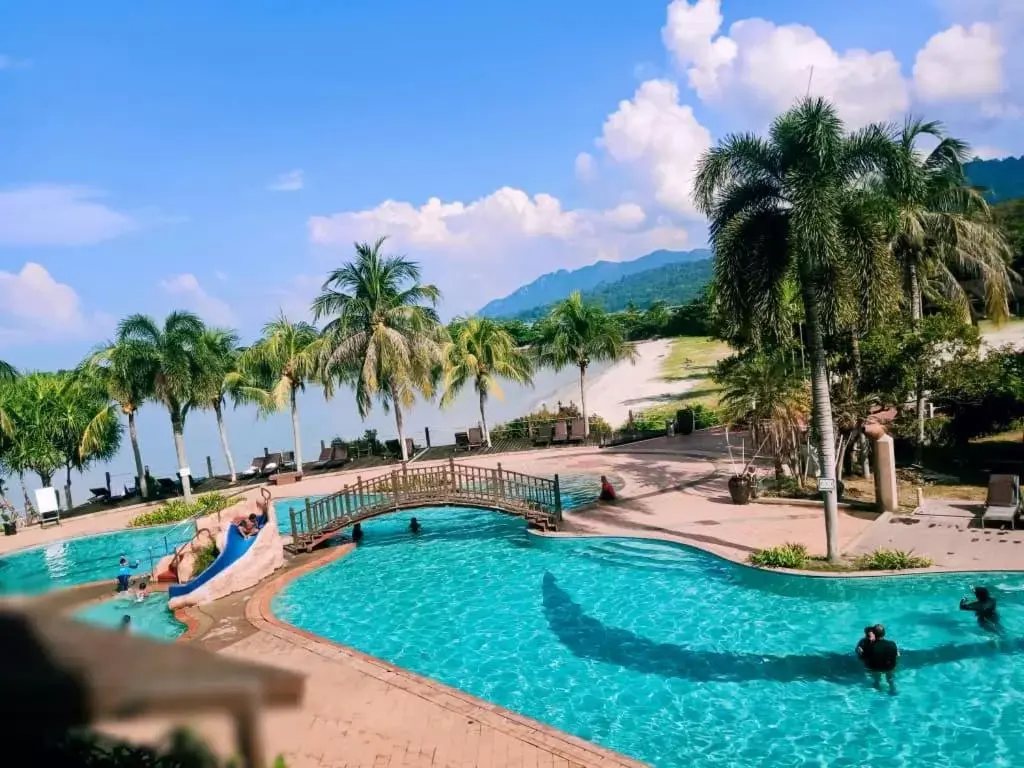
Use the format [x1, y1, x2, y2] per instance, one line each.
[536, 339, 692, 427]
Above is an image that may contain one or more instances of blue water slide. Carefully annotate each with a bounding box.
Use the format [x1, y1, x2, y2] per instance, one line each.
[168, 522, 257, 599]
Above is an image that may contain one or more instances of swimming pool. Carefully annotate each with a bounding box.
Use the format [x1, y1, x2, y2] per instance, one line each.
[74, 593, 186, 641]
[0, 525, 195, 596]
[273, 506, 1024, 768]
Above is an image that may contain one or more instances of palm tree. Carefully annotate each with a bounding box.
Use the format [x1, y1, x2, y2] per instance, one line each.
[693, 97, 898, 562]
[82, 336, 157, 499]
[238, 313, 321, 474]
[441, 317, 534, 447]
[877, 117, 1014, 451]
[116, 312, 207, 503]
[312, 237, 446, 462]
[533, 291, 637, 437]
[193, 328, 244, 483]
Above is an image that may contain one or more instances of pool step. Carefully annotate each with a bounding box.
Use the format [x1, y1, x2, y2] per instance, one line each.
[577, 540, 697, 574]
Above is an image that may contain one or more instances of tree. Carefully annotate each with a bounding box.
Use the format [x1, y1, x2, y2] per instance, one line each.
[312, 238, 446, 462]
[193, 328, 244, 483]
[441, 317, 534, 447]
[694, 97, 898, 562]
[238, 313, 321, 473]
[116, 312, 207, 503]
[82, 335, 158, 499]
[533, 291, 636, 437]
[877, 118, 1014, 452]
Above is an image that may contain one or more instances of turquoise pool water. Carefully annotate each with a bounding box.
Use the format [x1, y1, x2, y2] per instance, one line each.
[273, 506, 1024, 768]
[0, 525, 195, 596]
[74, 593, 186, 641]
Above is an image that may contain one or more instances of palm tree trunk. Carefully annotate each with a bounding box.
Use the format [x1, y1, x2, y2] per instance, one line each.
[800, 276, 841, 562]
[478, 388, 491, 448]
[578, 362, 589, 437]
[127, 410, 148, 499]
[394, 399, 408, 462]
[170, 409, 193, 504]
[65, 464, 73, 509]
[214, 400, 237, 483]
[908, 261, 926, 461]
[290, 387, 303, 473]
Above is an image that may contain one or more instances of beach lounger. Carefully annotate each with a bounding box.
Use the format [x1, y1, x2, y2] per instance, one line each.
[241, 456, 266, 478]
[311, 446, 333, 469]
[261, 452, 282, 476]
[467, 427, 485, 450]
[327, 444, 349, 467]
[455, 431, 471, 451]
[982, 474, 1020, 529]
[531, 424, 553, 447]
[385, 438, 416, 459]
[568, 417, 587, 443]
[156, 478, 178, 496]
[552, 420, 569, 445]
[281, 451, 296, 471]
[87, 487, 111, 504]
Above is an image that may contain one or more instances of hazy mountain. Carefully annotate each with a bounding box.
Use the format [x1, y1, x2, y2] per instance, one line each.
[478, 248, 711, 318]
[966, 156, 1024, 203]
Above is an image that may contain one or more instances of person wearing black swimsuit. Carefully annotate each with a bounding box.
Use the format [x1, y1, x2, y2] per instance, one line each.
[960, 586, 1001, 634]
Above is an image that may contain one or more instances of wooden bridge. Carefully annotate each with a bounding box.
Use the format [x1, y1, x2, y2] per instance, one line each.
[285, 459, 564, 553]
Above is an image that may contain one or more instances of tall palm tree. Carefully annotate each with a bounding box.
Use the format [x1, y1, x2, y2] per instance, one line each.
[533, 291, 637, 437]
[116, 312, 207, 503]
[193, 328, 244, 483]
[312, 237, 446, 462]
[877, 117, 1014, 450]
[238, 314, 321, 474]
[693, 97, 898, 562]
[442, 317, 534, 447]
[81, 336, 157, 499]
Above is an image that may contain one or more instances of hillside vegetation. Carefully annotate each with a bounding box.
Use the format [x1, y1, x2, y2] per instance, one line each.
[966, 156, 1024, 203]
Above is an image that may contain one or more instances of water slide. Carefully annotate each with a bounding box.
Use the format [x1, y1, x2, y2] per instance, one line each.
[167, 523, 256, 600]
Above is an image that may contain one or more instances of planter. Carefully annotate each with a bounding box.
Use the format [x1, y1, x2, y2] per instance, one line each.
[728, 475, 752, 505]
[3, 522, 16, 536]
[676, 408, 695, 436]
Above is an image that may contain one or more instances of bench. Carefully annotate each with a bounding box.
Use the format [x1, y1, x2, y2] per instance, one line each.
[270, 471, 301, 486]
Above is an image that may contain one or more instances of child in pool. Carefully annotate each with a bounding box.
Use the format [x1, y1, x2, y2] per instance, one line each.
[135, 580, 148, 602]
[116, 557, 139, 592]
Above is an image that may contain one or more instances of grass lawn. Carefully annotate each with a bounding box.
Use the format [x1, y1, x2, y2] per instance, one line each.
[635, 336, 732, 424]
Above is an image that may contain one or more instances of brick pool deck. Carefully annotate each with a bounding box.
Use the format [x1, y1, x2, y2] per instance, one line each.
[6, 432, 1023, 766]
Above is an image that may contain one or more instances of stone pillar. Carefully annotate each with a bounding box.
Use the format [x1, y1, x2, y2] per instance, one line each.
[873, 434, 898, 513]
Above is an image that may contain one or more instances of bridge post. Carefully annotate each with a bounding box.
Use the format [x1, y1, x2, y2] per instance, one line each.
[553, 474, 563, 523]
[496, 463, 505, 501]
[304, 497, 314, 543]
[356, 476, 363, 509]
[448, 456, 456, 494]
[391, 469, 401, 507]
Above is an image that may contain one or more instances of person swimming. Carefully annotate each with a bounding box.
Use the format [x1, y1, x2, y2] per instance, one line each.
[135, 580, 148, 603]
[352, 523, 364, 543]
[410, 517, 421, 534]
[116, 556, 139, 592]
[960, 586, 1001, 633]
[599, 475, 617, 501]
[861, 624, 899, 693]
[120, 614, 132, 634]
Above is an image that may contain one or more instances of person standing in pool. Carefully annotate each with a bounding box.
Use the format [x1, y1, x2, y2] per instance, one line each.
[116, 557, 138, 592]
[855, 626, 874, 663]
[352, 523, 364, 543]
[960, 586, 1001, 634]
[862, 625, 899, 693]
[135, 580, 148, 603]
[409, 517, 421, 534]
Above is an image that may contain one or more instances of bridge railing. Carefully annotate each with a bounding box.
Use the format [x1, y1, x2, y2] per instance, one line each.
[289, 459, 562, 546]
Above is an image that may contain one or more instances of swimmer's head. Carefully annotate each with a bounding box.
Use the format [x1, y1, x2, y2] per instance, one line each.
[975, 586, 991, 601]
[139, 581, 147, 591]
[871, 624, 886, 639]
[248, 513, 257, 522]
[119, 557, 127, 565]
[121, 615, 131, 625]
[863, 626, 873, 638]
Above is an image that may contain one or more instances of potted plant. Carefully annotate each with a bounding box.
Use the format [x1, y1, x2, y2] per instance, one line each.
[725, 428, 767, 505]
[1, 501, 18, 536]
[675, 407, 695, 436]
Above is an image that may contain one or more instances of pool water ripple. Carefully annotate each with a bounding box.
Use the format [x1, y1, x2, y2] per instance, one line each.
[273, 505, 1024, 768]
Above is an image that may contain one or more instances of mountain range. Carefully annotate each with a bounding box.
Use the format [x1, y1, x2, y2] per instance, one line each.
[966, 156, 1024, 204]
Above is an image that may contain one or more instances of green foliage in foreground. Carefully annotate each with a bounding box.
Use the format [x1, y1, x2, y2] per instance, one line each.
[191, 541, 218, 576]
[748, 543, 809, 569]
[128, 492, 240, 528]
[854, 549, 933, 571]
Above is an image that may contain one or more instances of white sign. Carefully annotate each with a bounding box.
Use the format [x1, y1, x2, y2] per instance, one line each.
[179, 466, 191, 477]
[816, 477, 836, 492]
[35, 486, 59, 514]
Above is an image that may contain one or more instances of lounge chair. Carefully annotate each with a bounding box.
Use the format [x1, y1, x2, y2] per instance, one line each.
[281, 451, 296, 471]
[568, 417, 587, 443]
[327, 444, 349, 468]
[982, 474, 1020, 529]
[87, 487, 111, 504]
[156, 478, 178, 496]
[551, 420, 569, 445]
[241, 457, 266, 478]
[311, 446, 333, 469]
[455, 431, 471, 451]
[261, 452, 282, 476]
[531, 424, 553, 447]
[385, 437, 416, 459]
[467, 427, 485, 450]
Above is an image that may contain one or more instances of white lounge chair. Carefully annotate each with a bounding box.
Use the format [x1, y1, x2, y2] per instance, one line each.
[982, 474, 1020, 529]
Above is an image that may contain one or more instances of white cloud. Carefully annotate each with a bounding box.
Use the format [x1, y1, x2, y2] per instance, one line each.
[0, 263, 111, 345]
[309, 189, 691, 315]
[0, 185, 136, 247]
[160, 273, 235, 326]
[598, 79, 712, 217]
[914, 23, 1005, 102]
[574, 151, 597, 182]
[267, 169, 304, 192]
[971, 145, 1010, 160]
[662, 0, 909, 126]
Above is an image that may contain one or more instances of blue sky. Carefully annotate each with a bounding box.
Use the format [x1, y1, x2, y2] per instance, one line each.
[0, 0, 1020, 493]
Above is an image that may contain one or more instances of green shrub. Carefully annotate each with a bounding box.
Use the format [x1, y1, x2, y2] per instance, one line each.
[748, 543, 809, 569]
[191, 541, 218, 576]
[854, 548, 933, 571]
[128, 492, 239, 528]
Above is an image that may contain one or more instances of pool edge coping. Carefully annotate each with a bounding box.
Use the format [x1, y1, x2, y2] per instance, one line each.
[248, 543, 649, 768]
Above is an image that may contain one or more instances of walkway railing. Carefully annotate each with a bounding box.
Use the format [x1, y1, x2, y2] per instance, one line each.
[287, 459, 563, 553]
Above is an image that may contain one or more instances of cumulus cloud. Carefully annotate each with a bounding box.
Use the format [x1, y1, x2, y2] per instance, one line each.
[914, 23, 1005, 102]
[0, 263, 111, 345]
[0, 185, 136, 247]
[309, 188, 690, 315]
[267, 169, 304, 192]
[662, 0, 909, 126]
[160, 273, 235, 325]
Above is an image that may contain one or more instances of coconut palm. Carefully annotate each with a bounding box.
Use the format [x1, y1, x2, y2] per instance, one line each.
[441, 317, 534, 447]
[312, 237, 446, 462]
[876, 118, 1014, 451]
[237, 313, 321, 474]
[81, 335, 158, 499]
[533, 291, 636, 437]
[116, 312, 207, 503]
[192, 328, 245, 483]
[693, 97, 898, 562]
